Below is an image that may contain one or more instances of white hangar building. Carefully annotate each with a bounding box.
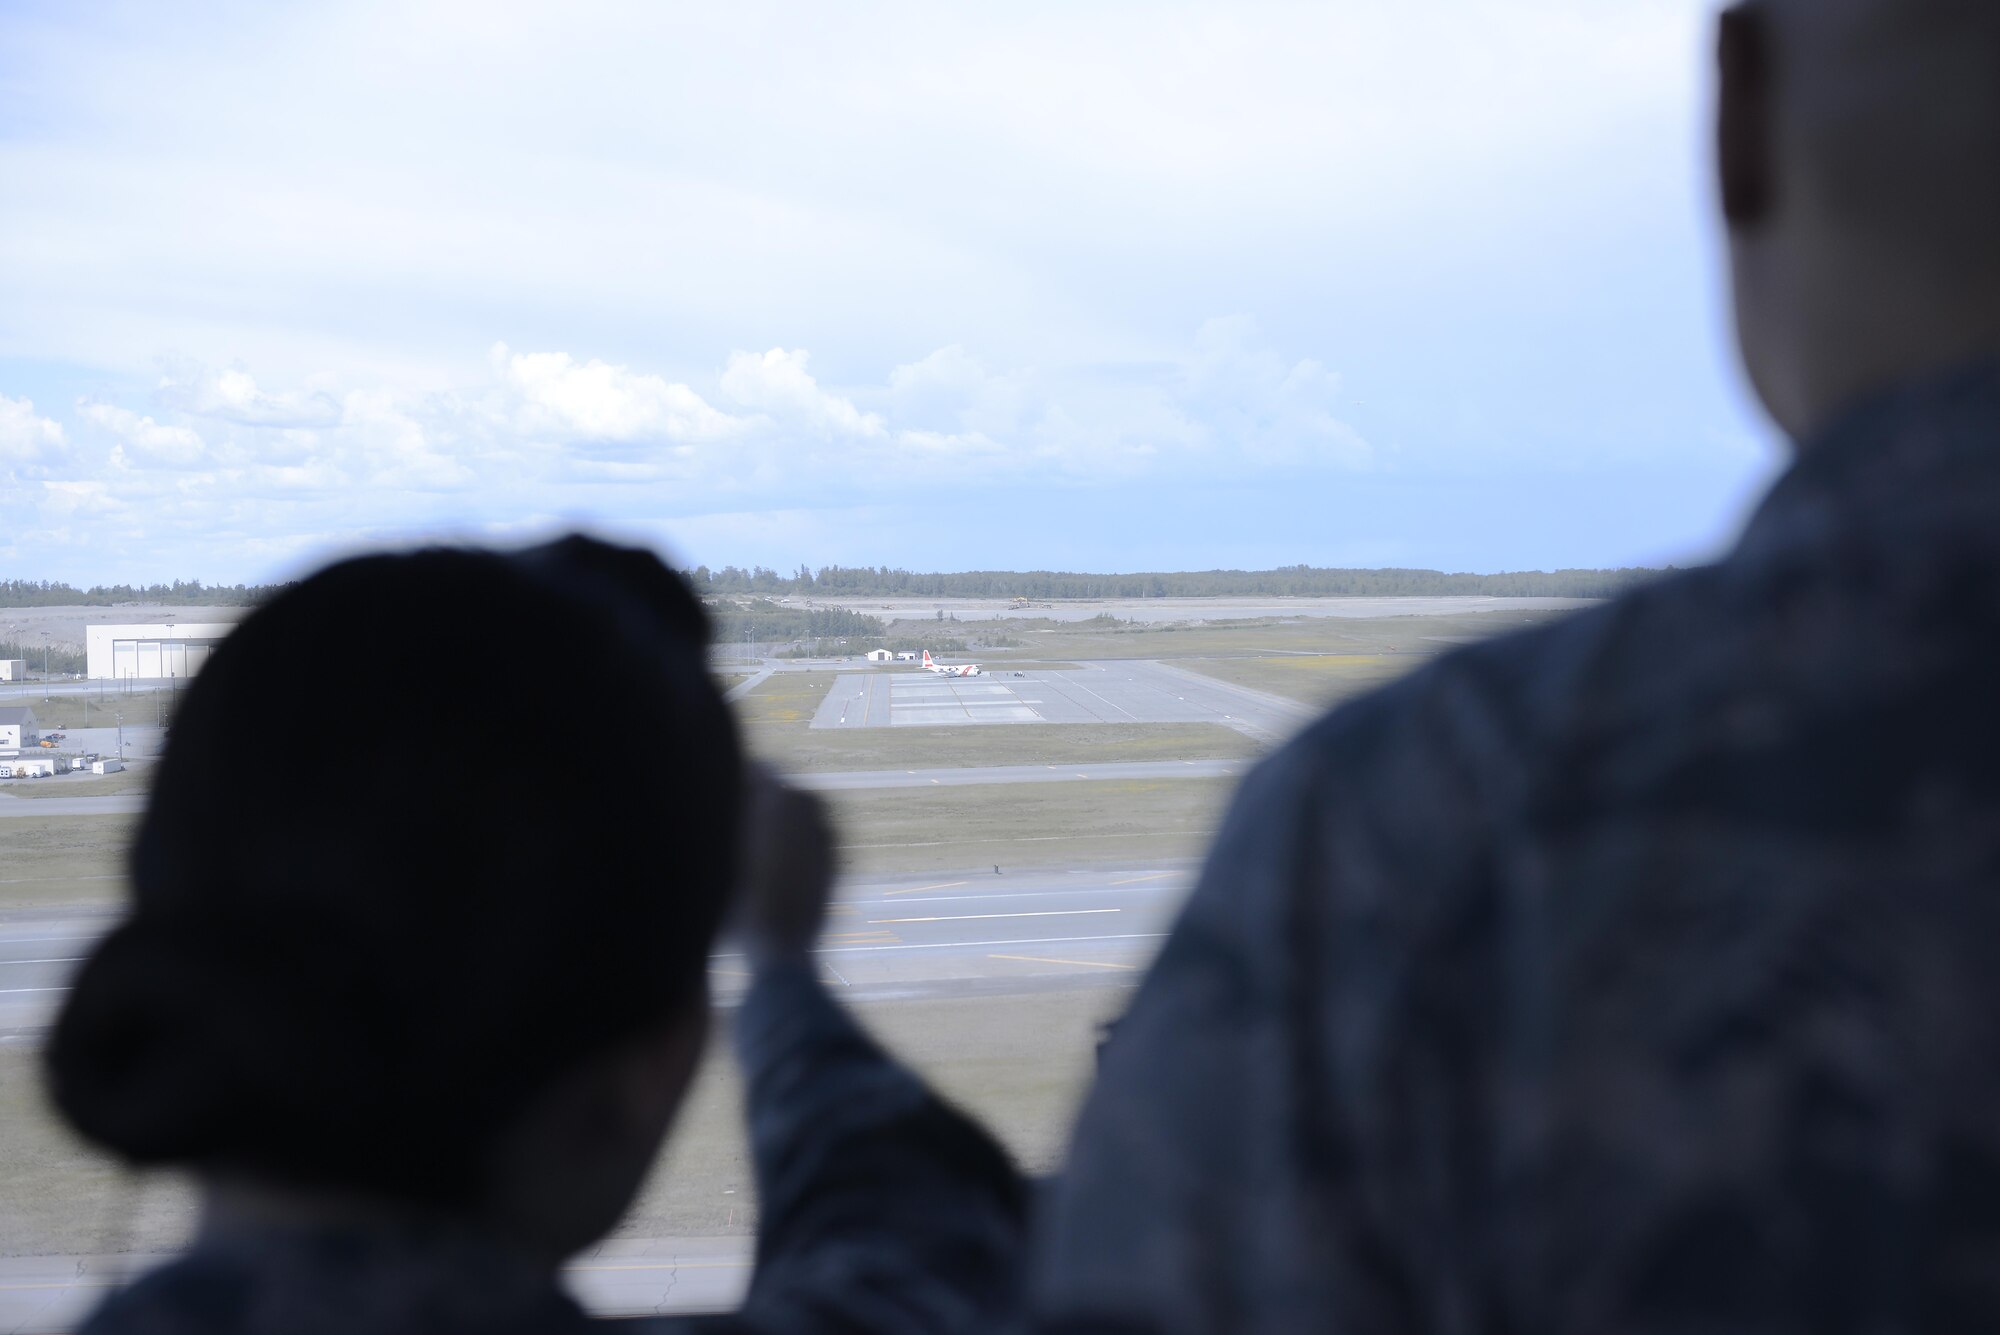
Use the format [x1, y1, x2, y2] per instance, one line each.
[85, 622, 238, 680]
[0, 707, 39, 755]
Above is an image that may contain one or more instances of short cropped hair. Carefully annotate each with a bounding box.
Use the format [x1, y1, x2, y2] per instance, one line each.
[1769, 0, 2000, 262]
[45, 535, 742, 1205]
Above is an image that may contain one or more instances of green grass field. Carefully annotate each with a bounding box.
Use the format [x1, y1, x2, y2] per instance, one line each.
[0, 1042, 199, 1256]
[1, 766, 153, 800]
[731, 672, 837, 727]
[0, 751, 1243, 911]
[14, 686, 180, 735]
[747, 720, 1257, 774]
[0, 816, 136, 909]
[823, 777, 1233, 875]
[0, 985, 1130, 1254]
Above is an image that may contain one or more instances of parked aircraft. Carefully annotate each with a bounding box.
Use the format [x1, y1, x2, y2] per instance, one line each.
[921, 650, 981, 677]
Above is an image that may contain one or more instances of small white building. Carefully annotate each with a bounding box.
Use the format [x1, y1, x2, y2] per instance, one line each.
[86, 621, 238, 680]
[0, 659, 26, 682]
[865, 649, 894, 663]
[894, 651, 918, 662]
[0, 707, 38, 756]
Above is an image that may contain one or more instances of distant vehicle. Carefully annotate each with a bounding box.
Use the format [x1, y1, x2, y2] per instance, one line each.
[1013, 672, 1025, 678]
[921, 650, 981, 678]
[37, 737, 58, 748]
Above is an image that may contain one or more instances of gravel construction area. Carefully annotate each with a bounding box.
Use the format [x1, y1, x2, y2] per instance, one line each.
[0, 607, 246, 652]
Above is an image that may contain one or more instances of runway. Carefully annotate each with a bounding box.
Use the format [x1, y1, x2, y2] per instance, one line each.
[0, 1237, 754, 1332]
[0, 865, 1193, 1328]
[812, 658, 1315, 742]
[0, 865, 1192, 1035]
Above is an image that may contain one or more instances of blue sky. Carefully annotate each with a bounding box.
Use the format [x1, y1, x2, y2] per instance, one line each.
[0, 0, 1776, 585]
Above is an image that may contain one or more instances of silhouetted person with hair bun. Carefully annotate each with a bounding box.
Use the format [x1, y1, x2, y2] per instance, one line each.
[46, 534, 1023, 1334]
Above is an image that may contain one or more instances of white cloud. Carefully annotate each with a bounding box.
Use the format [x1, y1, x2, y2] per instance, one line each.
[0, 394, 68, 470]
[0, 0, 1778, 585]
[157, 362, 344, 427]
[888, 345, 1027, 440]
[0, 322, 1381, 575]
[79, 402, 210, 468]
[39, 479, 122, 518]
[720, 348, 885, 440]
[499, 345, 743, 445]
[337, 389, 476, 492]
[1178, 316, 1372, 469]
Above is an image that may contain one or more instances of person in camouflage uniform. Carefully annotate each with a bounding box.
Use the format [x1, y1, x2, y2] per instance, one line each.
[1027, 2, 2000, 1330]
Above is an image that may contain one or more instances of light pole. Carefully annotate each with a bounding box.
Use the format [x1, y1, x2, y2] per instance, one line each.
[41, 632, 50, 703]
[115, 712, 123, 763]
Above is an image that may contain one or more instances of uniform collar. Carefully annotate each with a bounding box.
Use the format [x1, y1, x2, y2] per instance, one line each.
[1734, 358, 2000, 565]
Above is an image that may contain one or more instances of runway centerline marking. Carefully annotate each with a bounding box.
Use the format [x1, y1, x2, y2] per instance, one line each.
[870, 908, 1122, 924]
[796, 930, 1169, 956]
[1109, 872, 1176, 886]
[568, 1260, 753, 1274]
[0, 956, 87, 965]
[881, 880, 970, 896]
[839, 885, 1171, 908]
[990, 953, 1139, 971]
[842, 829, 1217, 851]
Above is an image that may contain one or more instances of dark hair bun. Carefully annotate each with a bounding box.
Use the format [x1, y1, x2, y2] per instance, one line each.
[46, 923, 251, 1163]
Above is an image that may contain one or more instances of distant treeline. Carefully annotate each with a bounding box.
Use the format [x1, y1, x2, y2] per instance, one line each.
[707, 599, 886, 643]
[0, 640, 87, 674]
[3, 564, 1665, 614]
[688, 564, 1666, 600]
[0, 579, 278, 608]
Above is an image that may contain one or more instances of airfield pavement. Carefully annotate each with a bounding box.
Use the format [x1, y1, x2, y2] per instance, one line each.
[0, 865, 1186, 1328]
[0, 598, 1594, 1326]
[812, 658, 1316, 743]
[0, 864, 1191, 1036]
[0, 1239, 757, 1335]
